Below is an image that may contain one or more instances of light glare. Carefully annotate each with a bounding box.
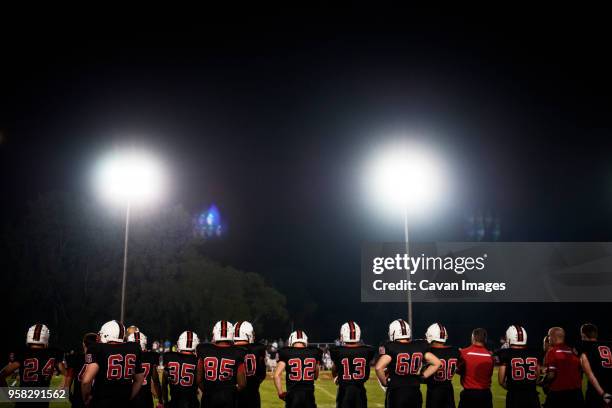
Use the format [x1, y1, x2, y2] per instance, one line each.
[366, 142, 447, 216]
[94, 150, 165, 206]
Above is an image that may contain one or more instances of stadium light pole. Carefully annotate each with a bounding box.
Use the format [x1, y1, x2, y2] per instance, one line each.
[367, 142, 447, 330]
[93, 149, 165, 323]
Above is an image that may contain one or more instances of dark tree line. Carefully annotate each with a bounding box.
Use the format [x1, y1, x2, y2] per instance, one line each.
[0, 193, 288, 352]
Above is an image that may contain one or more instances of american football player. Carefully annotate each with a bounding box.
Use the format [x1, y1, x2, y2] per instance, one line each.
[196, 320, 247, 408]
[234, 321, 266, 408]
[63, 332, 98, 408]
[0, 323, 65, 408]
[81, 320, 145, 408]
[578, 323, 612, 408]
[497, 325, 541, 408]
[128, 331, 162, 408]
[329, 321, 375, 408]
[162, 330, 200, 408]
[424, 323, 459, 408]
[375, 319, 441, 408]
[274, 329, 323, 408]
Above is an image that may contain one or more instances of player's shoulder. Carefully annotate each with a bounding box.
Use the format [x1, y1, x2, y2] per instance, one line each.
[232, 345, 248, 357]
[196, 342, 214, 356]
[248, 342, 266, 354]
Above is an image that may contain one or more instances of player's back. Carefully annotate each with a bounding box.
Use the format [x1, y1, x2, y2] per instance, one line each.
[278, 346, 323, 391]
[163, 351, 198, 402]
[427, 345, 459, 388]
[86, 341, 142, 401]
[197, 343, 246, 392]
[497, 347, 540, 391]
[15, 346, 63, 388]
[65, 352, 87, 407]
[383, 340, 429, 389]
[582, 340, 612, 392]
[139, 351, 159, 392]
[243, 343, 267, 390]
[330, 345, 375, 386]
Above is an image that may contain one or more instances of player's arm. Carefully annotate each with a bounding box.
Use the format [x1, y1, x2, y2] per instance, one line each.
[542, 349, 556, 385]
[196, 359, 205, 394]
[498, 363, 507, 389]
[580, 353, 607, 397]
[256, 353, 267, 384]
[375, 354, 392, 386]
[331, 362, 338, 384]
[236, 363, 247, 391]
[161, 367, 170, 404]
[130, 372, 144, 400]
[62, 364, 75, 390]
[150, 363, 162, 400]
[421, 352, 442, 379]
[130, 352, 145, 400]
[0, 362, 20, 387]
[273, 360, 286, 399]
[81, 362, 99, 404]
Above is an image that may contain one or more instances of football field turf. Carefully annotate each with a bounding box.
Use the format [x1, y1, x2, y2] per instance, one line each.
[39, 368, 554, 408]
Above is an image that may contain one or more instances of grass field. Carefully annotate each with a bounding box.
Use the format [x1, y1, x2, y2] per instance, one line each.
[3, 368, 558, 408]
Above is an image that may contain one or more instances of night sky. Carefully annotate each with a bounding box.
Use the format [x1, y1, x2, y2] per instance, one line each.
[2, 14, 612, 344]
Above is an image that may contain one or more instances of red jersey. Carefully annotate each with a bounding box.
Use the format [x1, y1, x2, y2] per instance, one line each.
[544, 344, 582, 391]
[458, 344, 493, 390]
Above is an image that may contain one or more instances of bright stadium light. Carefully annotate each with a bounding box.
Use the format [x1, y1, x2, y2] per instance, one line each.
[366, 142, 447, 216]
[365, 140, 449, 330]
[93, 148, 166, 323]
[94, 150, 165, 206]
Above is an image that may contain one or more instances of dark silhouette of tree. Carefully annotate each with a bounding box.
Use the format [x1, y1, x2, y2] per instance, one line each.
[1, 193, 288, 351]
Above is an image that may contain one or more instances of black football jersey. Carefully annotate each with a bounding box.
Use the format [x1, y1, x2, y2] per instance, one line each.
[85, 341, 143, 401]
[197, 343, 247, 392]
[580, 340, 612, 392]
[329, 345, 375, 386]
[140, 351, 159, 392]
[65, 352, 87, 405]
[278, 346, 323, 391]
[383, 341, 429, 388]
[163, 351, 199, 401]
[427, 345, 459, 387]
[14, 347, 63, 387]
[496, 347, 541, 391]
[243, 343, 267, 390]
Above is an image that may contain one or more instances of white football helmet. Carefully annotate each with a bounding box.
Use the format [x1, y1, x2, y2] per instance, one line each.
[99, 320, 126, 343]
[288, 330, 308, 346]
[127, 331, 148, 351]
[388, 319, 411, 341]
[212, 321, 234, 342]
[177, 330, 200, 352]
[506, 325, 528, 346]
[425, 323, 449, 344]
[26, 324, 50, 346]
[234, 321, 254, 343]
[340, 321, 361, 343]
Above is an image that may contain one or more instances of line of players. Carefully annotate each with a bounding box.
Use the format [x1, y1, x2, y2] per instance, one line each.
[1, 319, 611, 408]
